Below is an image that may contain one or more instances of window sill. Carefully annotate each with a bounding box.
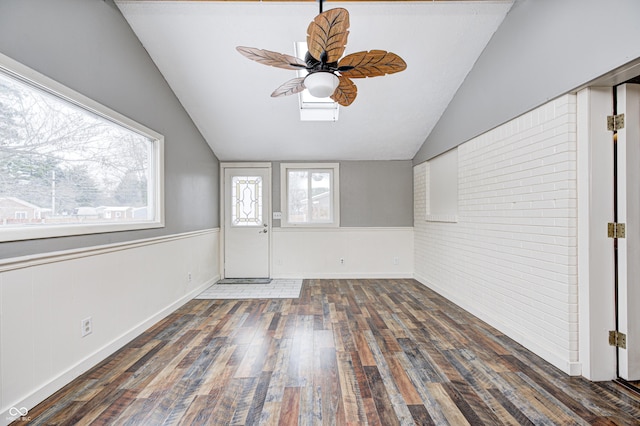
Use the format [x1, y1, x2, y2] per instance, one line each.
[425, 214, 458, 223]
[0, 220, 164, 243]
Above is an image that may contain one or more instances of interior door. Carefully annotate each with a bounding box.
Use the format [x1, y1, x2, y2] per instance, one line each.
[223, 166, 270, 278]
[616, 83, 640, 381]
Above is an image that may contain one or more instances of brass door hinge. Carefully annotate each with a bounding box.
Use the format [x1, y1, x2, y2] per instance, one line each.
[607, 114, 625, 131]
[609, 330, 627, 349]
[608, 222, 626, 238]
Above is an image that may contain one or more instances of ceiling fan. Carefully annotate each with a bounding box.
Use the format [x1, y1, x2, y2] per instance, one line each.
[236, 3, 407, 106]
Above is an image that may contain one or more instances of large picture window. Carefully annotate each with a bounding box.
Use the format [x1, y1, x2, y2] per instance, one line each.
[280, 163, 339, 227]
[0, 54, 164, 242]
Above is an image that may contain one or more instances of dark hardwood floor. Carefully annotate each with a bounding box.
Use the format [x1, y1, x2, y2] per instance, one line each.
[18, 279, 640, 425]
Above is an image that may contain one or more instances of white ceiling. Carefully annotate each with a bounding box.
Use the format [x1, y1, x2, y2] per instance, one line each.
[115, 1, 513, 161]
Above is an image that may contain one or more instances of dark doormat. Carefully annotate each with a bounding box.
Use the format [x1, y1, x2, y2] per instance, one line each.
[216, 278, 272, 284]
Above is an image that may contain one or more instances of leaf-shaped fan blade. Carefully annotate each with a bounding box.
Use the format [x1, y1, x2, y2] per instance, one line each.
[338, 50, 407, 78]
[330, 76, 357, 106]
[236, 46, 307, 70]
[307, 8, 349, 63]
[271, 77, 306, 98]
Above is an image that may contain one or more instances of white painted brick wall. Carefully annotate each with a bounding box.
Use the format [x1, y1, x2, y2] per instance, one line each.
[414, 94, 578, 374]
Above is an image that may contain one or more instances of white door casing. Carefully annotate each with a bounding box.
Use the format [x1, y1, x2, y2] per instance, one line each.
[577, 87, 616, 381]
[616, 83, 640, 380]
[223, 165, 271, 278]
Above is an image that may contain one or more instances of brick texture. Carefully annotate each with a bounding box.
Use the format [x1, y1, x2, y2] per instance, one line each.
[414, 94, 578, 370]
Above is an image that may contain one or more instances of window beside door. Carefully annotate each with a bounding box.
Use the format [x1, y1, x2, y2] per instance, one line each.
[280, 163, 339, 227]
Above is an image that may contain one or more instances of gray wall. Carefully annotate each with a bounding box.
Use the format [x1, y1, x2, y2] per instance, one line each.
[414, 0, 640, 164]
[0, 0, 219, 259]
[272, 161, 413, 227]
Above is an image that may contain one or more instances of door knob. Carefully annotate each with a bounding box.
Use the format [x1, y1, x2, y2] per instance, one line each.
[259, 229, 268, 234]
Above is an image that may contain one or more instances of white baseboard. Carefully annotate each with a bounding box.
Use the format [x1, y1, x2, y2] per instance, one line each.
[1, 229, 220, 424]
[0, 276, 217, 425]
[272, 227, 414, 278]
[276, 273, 414, 279]
[413, 273, 581, 377]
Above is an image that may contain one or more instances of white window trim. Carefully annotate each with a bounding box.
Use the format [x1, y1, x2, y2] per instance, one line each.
[280, 163, 340, 228]
[426, 148, 459, 223]
[0, 52, 165, 242]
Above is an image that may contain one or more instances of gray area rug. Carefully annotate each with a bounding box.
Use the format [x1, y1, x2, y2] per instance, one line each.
[196, 279, 303, 299]
[216, 278, 272, 284]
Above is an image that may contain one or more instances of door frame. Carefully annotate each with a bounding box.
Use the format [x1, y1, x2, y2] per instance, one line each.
[615, 83, 640, 381]
[577, 86, 617, 381]
[576, 59, 640, 381]
[577, 83, 640, 382]
[219, 162, 272, 279]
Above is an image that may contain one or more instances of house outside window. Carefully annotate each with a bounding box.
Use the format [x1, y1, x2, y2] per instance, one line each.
[0, 53, 164, 242]
[280, 163, 339, 227]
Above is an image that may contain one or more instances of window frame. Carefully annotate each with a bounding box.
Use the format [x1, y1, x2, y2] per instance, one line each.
[280, 163, 340, 228]
[0, 52, 164, 242]
[426, 148, 458, 223]
[230, 174, 264, 228]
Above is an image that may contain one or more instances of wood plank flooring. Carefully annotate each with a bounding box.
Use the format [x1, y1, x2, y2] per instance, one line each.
[18, 279, 640, 425]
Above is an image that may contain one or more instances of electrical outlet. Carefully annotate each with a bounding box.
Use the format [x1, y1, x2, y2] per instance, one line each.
[393, 257, 399, 265]
[188, 272, 192, 282]
[81, 317, 92, 337]
[340, 258, 344, 264]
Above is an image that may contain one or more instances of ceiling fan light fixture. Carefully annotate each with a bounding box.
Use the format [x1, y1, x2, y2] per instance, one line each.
[304, 72, 339, 99]
[236, 7, 406, 107]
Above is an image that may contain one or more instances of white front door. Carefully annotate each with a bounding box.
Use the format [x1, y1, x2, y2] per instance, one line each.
[223, 166, 270, 278]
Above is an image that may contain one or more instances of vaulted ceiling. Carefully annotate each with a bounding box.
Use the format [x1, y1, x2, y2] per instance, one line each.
[115, 1, 513, 161]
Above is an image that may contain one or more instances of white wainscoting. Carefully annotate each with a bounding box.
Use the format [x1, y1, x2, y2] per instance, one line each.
[272, 227, 413, 278]
[0, 229, 219, 423]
